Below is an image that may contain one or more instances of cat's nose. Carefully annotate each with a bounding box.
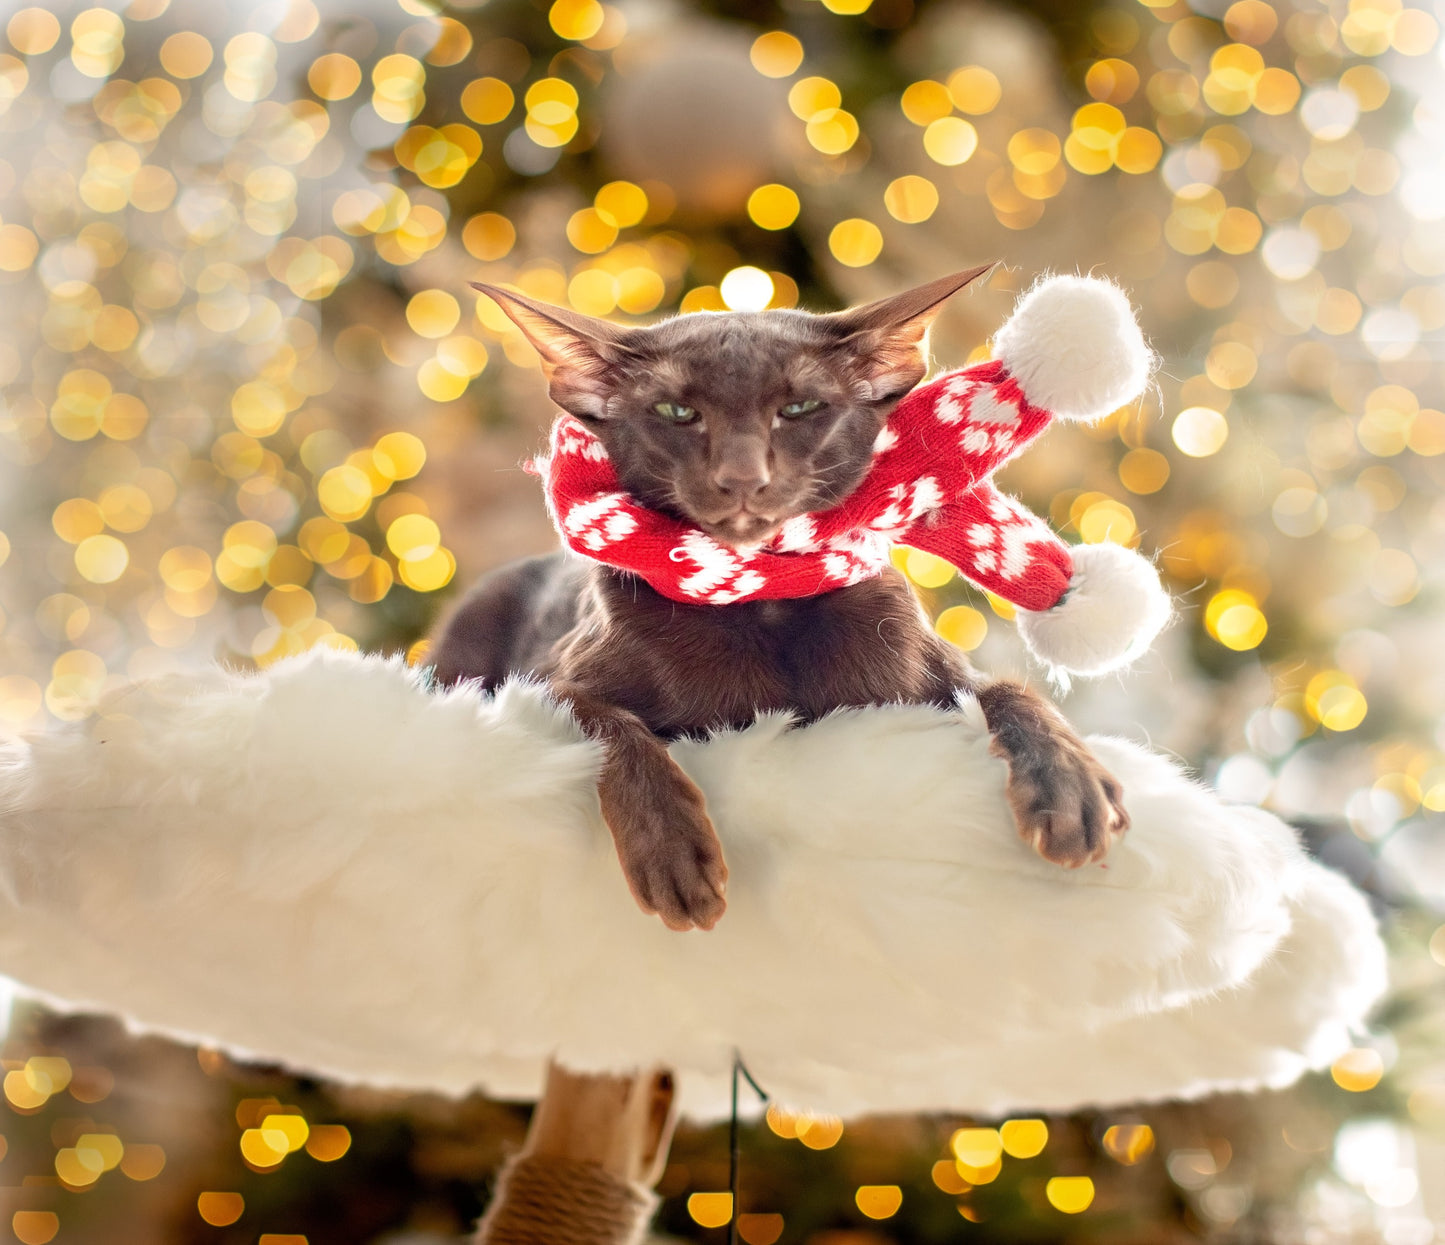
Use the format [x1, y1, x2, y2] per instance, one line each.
[713, 438, 771, 496]
[711, 465, 770, 497]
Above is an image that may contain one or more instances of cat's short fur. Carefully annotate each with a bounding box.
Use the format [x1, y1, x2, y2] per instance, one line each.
[430, 269, 1127, 931]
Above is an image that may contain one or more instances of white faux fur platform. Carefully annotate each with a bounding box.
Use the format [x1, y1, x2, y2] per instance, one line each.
[0, 649, 1386, 1120]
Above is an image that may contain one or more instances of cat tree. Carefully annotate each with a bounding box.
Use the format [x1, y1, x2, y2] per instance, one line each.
[0, 650, 1387, 1241]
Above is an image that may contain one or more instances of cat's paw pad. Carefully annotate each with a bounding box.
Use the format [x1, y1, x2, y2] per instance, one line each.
[617, 808, 729, 932]
[1007, 747, 1128, 869]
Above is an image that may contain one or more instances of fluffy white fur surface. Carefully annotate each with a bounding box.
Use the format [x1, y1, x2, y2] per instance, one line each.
[0, 650, 1384, 1120]
[993, 274, 1154, 422]
[1018, 543, 1174, 677]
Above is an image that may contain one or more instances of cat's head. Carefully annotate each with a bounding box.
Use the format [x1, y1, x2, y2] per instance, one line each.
[474, 266, 992, 548]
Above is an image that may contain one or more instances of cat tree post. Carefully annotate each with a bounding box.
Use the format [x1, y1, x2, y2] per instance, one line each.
[473, 1062, 678, 1245]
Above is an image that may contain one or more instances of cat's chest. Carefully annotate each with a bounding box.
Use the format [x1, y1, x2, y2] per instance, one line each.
[616, 572, 949, 731]
[756, 601, 790, 627]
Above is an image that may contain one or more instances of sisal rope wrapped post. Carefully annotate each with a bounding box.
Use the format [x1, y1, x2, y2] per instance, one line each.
[474, 1156, 657, 1245]
[474, 1062, 676, 1244]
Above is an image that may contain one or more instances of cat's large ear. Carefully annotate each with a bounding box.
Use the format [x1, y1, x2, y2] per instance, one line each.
[826, 264, 995, 402]
[472, 283, 634, 419]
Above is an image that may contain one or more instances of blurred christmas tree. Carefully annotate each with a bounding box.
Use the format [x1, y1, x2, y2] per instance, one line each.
[0, 0, 1442, 1240]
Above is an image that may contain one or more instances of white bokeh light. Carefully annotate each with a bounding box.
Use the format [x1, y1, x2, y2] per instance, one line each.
[1396, 26, 1445, 220]
[1261, 227, 1321, 279]
[1301, 87, 1360, 139]
[719, 265, 774, 311]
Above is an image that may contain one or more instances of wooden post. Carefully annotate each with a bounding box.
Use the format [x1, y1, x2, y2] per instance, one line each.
[473, 1062, 678, 1245]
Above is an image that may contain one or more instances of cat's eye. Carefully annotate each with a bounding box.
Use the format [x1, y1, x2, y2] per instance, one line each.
[779, 399, 824, 419]
[654, 401, 699, 425]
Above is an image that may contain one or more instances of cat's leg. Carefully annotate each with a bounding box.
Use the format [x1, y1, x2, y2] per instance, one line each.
[430, 552, 587, 689]
[434, 558, 726, 930]
[551, 680, 729, 931]
[931, 647, 1128, 867]
[973, 679, 1128, 867]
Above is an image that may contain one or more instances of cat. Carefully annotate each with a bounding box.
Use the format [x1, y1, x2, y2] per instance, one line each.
[429, 267, 1128, 932]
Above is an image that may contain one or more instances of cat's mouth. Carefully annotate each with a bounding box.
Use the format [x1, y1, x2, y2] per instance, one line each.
[695, 507, 787, 549]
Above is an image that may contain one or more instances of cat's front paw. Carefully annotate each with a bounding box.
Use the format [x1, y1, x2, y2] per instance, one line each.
[1004, 740, 1128, 869]
[610, 780, 729, 931]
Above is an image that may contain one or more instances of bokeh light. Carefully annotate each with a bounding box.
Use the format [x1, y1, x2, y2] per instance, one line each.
[0, 0, 1439, 1239]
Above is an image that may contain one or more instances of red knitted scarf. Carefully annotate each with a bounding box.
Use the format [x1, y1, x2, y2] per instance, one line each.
[533, 360, 1074, 610]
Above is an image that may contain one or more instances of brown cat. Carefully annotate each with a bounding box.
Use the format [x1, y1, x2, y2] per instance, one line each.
[430, 267, 1127, 932]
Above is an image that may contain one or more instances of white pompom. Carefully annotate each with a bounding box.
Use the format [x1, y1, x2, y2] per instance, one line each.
[992, 274, 1154, 422]
[1016, 543, 1171, 677]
